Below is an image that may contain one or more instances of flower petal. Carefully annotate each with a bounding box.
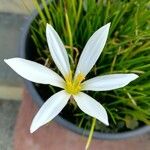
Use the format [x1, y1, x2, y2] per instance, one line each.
[46, 24, 70, 77]
[4, 58, 65, 88]
[82, 74, 139, 91]
[30, 90, 70, 133]
[73, 92, 109, 125]
[75, 23, 110, 77]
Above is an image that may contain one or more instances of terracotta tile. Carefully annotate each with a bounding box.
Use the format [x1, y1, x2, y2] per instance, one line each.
[13, 89, 150, 150]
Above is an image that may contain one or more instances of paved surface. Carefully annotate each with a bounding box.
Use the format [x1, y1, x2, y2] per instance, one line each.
[0, 100, 20, 150]
[0, 1, 33, 149]
[0, 13, 26, 87]
[13, 90, 150, 150]
[0, 7, 34, 100]
[0, 0, 34, 15]
[0, 0, 34, 91]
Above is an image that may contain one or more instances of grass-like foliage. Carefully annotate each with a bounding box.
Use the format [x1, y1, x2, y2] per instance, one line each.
[30, 0, 150, 133]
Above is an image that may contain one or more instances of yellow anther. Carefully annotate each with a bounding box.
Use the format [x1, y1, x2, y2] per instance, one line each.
[73, 73, 85, 87]
[65, 72, 85, 95]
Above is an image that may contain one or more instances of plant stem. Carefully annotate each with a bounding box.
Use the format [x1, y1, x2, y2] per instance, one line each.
[85, 118, 96, 150]
[65, 9, 73, 59]
[104, 0, 110, 24]
[32, 0, 47, 25]
[41, 0, 51, 22]
[126, 92, 137, 106]
[74, 0, 82, 32]
[71, 0, 77, 17]
[110, 47, 121, 72]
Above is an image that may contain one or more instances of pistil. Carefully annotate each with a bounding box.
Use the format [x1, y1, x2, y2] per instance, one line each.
[65, 72, 85, 95]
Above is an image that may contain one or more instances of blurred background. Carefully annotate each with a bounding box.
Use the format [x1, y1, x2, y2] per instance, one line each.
[0, 1, 150, 150]
[0, 1, 34, 149]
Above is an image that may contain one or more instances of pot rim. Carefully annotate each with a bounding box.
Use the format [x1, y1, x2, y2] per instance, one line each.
[19, 8, 150, 140]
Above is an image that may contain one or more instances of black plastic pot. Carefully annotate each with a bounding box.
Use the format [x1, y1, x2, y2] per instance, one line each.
[19, 10, 150, 140]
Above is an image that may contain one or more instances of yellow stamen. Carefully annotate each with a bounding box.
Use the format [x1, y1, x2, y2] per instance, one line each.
[65, 72, 85, 95]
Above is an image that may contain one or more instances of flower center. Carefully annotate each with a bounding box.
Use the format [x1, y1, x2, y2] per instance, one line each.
[65, 71, 85, 95]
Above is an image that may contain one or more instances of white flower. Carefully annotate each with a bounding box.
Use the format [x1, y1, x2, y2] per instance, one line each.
[4, 23, 138, 133]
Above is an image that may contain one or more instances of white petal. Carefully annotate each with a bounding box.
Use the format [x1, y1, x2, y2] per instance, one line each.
[75, 23, 110, 77]
[30, 90, 70, 133]
[73, 92, 109, 125]
[4, 58, 65, 88]
[82, 74, 139, 91]
[46, 24, 70, 77]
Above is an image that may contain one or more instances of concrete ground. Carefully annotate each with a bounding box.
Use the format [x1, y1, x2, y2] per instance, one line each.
[0, 1, 34, 88]
[0, 100, 20, 150]
[0, 1, 34, 149]
[0, 12, 23, 149]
